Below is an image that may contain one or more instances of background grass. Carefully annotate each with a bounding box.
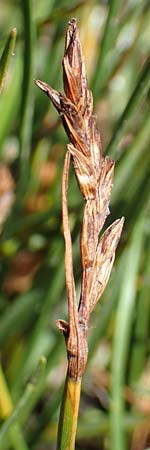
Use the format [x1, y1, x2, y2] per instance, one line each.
[0, 1, 149, 449]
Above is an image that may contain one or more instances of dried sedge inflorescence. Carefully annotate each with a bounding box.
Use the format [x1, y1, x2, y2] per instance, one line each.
[35, 18, 124, 380]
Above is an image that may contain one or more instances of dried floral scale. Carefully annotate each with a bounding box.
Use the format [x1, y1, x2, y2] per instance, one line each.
[35, 18, 124, 449]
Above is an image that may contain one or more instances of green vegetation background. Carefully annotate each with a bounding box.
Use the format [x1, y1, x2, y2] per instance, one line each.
[0, 0, 149, 449]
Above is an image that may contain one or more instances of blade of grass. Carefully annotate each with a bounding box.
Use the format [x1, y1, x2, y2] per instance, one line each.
[12, 234, 80, 398]
[0, 365, 29, 450]
[0, 365, 13, 418]
[92, 0, 124, 96]
[0, 338, 64, 448]
[0, 290, 41, 345]
[106, 2, 148, 93]
[34, 21, 64, 128]
[110, 212, 146, 450]
[33, 0, 56, 23]
[8, 426, 29, 450]
[128, 243, 150, 385]
[106, 58, 150, 157]
[12, 336, 64, 445]
[0, 357, 46, 448]
[0, 28, 17, 94]
[77, 409, 145, 440]
[18, 0, 36, 199]
[92, 0, 149, 95]
[122, 155, 149, 205]
[37, 0, 89, 26]
[111, 112, 150, 204]
[0, 56, 21, 151]
[11, 336, 64, 445]
[11, 261, 65, 398]
[0, 207, 52, 243]
[27, 383, 63, 446]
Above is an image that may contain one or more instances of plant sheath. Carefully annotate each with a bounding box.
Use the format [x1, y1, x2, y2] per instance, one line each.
[57, 376, 81, 450]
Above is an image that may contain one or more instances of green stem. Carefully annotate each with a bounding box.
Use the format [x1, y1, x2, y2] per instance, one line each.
[57, 375, 81, 450]
[0, 28, 17, 94]
[18, 0, 35, 198]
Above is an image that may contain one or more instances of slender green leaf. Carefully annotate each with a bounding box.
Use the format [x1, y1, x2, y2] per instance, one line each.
[107, 59, 150, 157]
[0, 28, 17, 94]
[18, 0, 36, 198]
[110, 213, 146, 450]
[0, 357, 46, 448]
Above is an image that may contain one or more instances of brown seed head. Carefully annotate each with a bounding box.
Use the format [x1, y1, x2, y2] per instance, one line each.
[35, 19, 124, 379]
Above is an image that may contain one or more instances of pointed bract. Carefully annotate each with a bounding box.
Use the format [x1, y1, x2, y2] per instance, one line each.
[89, 217, 125, 312]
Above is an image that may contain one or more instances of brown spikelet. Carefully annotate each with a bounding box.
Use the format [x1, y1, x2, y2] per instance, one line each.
[35, 18, 124, 380]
